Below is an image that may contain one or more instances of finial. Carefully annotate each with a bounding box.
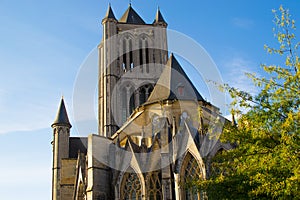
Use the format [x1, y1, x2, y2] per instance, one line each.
[109, 2, 111, 7]
[129, 0, 132, 6]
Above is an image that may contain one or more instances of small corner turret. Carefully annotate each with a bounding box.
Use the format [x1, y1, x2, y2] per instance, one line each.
[153, 7, 167, 27]
[51, 97, 71, 200]
[102, 4, 117, 24]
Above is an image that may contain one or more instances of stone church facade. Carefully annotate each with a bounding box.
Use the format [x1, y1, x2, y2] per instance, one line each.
[51, 4, 232, 200]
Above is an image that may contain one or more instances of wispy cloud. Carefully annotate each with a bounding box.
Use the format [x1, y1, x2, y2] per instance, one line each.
[223, 57, 259, 95]
[232, 17, 254, 29]
[0, 15, 85, 135]
[219, 56, 260, 116]
[0, 102, 54, 134]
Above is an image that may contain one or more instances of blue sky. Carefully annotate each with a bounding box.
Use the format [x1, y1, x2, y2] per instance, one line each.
[0, 0, 299, 199]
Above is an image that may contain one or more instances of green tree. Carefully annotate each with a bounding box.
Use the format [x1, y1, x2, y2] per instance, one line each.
[198, 6, 300, 199]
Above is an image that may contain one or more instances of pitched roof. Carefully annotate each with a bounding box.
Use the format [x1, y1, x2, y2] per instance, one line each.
[147, 53, 204, 102]
[103, 4, 117, 21]
[119, 4, 145, 24]
[52, 97, 72, 128]
[153, 8, 167, 25]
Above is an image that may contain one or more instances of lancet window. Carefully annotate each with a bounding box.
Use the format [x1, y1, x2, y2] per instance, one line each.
[121, 36, 134, 73]
[181, 153, 203, 200]
[139, 84, 153, 105]
[138, 35, 151, 73]
[121, 85, 135, 123]
[145, 171, 162, 200]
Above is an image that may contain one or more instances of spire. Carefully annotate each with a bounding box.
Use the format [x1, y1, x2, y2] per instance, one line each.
[153, 7, 167, 26]
[102, 4, 117, 23]
[52, 97, 72, 128]
[147, 53, 204, 102]
[119, 4, 145, 24]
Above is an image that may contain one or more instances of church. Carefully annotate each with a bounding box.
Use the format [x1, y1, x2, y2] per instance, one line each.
[51, 4, 232, 200]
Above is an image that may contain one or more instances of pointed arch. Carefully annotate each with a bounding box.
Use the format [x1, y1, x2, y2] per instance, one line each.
[119, 82, 137, 123]
[145, 171, 162, 200]
[75, 181, 85, 200]
[180, 152, 204, 200]
[129, 86, 135, 114]
[121, 172, 142, 200]
[119, 33, 135, 73]
[138, 33, 153, 45]
[138, 83, 154, 106]
[138, 33, 153, 73]
[121, 87, 128, 123]
[120, 167, 144, 200]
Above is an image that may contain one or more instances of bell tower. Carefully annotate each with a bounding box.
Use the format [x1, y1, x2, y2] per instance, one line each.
[98, 4, 168, 137]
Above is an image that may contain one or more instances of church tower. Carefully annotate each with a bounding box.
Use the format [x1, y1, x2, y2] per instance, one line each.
[51, 98, 72, 200]
[98, 4, 168, 137]
[50, 5, 231, 200]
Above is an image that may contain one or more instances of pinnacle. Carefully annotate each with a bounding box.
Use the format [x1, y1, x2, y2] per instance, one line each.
[52, 97, 72, 128]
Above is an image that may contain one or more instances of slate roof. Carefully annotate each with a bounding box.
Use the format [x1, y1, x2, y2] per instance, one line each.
[119, 4, 145, 24]
[103, 4, 117, 21]
[147, 53, 204, 102]
[52, 98, 72, 128]
[153, 8, 167, 25]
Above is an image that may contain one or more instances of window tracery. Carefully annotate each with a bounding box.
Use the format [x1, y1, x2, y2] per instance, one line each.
[121, 172, 142, 200]
[181, 153, 203, 200]
[146, 171, 162, 200]
[139, 84, 153, 105]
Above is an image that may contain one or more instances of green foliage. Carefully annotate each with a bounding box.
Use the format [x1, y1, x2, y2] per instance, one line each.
[199, 5, 300, 199]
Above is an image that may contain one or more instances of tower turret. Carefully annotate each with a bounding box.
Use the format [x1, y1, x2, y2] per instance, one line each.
[153, 7, 168, 27]
[102, 4, 117, 24]
[152, 7, 168, 69]
[98, 4, 168, 138]
[51, 97, 71, 200]
[99, 4, 119, 137]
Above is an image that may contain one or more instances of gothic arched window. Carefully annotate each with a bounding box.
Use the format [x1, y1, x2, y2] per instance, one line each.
[123, 39, 127, 72]
[139, 84, 153, 106]
[139, 87, 146, 104]
[129, 90, 135, 114]
[129, 39, 134, 70]
[121, 173, 142, 200]
[139, 39, 143, 67]
[121, 88, 128, 123]
[145, 40, 149, 73]
[121, 85, 136, 123]
[146, 171, 162, 200]
[181, 153, 203, 200]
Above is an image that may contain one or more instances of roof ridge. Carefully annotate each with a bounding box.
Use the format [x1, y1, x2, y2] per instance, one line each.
[147, 53, 204, 103]
[119, 5, 145, 24]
